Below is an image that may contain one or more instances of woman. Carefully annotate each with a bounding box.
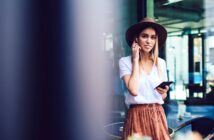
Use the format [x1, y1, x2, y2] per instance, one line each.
[119, 17, 170, 140]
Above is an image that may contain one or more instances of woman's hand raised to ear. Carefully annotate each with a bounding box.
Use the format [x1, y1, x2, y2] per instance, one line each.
[131, 40, 141, 62]
[122, 40, 141, 97]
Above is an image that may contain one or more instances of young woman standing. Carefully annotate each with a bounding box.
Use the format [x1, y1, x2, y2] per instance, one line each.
[119, 17, 170, 140]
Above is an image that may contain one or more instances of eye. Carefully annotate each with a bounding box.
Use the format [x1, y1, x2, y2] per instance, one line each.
[151, 36, 157, 40]
[141, 34, 148, 38]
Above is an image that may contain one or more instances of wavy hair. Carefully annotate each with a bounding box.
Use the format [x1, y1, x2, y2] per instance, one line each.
[151, 37, 162, 77]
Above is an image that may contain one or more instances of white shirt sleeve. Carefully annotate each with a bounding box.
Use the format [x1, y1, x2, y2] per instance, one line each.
[119, 57, 132, 79]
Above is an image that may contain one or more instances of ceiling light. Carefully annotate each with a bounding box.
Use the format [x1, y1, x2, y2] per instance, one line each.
[163, 0, 183, 6]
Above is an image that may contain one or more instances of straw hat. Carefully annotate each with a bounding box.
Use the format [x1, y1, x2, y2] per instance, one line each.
[125, 17, 167, 48]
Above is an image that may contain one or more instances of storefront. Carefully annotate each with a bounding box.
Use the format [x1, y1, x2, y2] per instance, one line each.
[107, 0, 214, 104]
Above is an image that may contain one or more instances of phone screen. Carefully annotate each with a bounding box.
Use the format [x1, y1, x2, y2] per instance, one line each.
[155, 81, 173, 89]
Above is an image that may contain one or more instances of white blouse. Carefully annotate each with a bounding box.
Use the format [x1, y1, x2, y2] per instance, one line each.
[119, 56, 168, 106]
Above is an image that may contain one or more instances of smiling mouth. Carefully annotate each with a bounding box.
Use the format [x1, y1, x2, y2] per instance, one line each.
[144, 45, 151, 48]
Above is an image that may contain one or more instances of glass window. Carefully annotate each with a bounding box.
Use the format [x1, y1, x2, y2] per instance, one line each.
[154, 0, 214, 100]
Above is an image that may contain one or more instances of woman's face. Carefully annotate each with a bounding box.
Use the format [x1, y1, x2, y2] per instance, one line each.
[136, 27, 157, 53]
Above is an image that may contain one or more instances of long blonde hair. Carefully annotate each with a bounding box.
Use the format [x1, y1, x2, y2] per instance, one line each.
[151, 37, 162, 77]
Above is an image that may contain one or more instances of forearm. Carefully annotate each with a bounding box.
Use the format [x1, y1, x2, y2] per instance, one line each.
[127, 60, 140, 96]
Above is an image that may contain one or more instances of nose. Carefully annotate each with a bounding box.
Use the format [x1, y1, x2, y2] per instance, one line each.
[146, 37, 152, 43]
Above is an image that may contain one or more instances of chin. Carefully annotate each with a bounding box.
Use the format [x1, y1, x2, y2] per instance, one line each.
[143, 48, 152, 53]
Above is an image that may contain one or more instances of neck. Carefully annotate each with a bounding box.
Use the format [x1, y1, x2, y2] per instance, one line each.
[140, 51, 151, 62]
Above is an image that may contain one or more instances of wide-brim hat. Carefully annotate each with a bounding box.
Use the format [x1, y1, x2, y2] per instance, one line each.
[125, 17, 167, 48]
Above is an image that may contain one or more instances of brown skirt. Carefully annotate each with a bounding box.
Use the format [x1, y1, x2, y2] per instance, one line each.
[122, 104, 171, 140]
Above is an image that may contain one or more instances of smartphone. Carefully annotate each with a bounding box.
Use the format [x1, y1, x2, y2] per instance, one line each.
[155, 81, 174, 89]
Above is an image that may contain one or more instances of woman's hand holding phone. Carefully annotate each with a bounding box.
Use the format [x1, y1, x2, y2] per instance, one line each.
[155, 81, 173, 99]
[131, 39, 141, 61]
[156, 86, 169, 100]
[156, 86, 169, 95]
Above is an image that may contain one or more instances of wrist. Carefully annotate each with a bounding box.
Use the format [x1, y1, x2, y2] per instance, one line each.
[132, 58, 139, 63]
[161, 93, 167, 99]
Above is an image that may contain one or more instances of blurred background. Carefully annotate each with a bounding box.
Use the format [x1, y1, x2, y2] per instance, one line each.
[0, 0, 213, 140]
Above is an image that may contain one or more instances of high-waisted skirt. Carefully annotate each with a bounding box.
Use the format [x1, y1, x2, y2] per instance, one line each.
[122, 104, 170, 140]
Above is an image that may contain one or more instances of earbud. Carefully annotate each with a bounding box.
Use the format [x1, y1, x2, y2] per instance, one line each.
[135, 38, 138, 43]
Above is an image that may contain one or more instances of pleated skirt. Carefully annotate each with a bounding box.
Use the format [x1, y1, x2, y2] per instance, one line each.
[122, 104, 171, 140]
